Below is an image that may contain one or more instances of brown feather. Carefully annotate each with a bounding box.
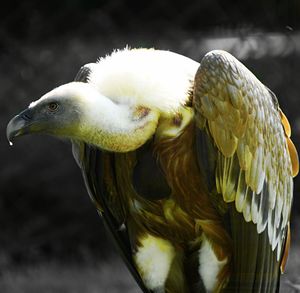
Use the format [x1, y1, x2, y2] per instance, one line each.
[154, 121, 232, 290]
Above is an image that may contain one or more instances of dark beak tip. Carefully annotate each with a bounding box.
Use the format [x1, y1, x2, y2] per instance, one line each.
[6, 115, 26, 146]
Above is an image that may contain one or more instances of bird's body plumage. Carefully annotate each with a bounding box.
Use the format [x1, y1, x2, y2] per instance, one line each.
[7, 48, 298, 292]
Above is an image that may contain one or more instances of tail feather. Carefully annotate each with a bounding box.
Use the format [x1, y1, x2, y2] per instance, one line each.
[225, 205, 281, 293]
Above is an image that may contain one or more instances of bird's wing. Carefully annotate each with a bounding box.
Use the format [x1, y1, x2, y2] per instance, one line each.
[72, 64, 151, 293]
[193, 50, 298, 291]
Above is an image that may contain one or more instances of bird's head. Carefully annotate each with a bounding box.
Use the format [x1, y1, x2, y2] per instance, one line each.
[7, 82, 90, 143]
[7, 49, 198, 152]
[6, 81, 160, 152]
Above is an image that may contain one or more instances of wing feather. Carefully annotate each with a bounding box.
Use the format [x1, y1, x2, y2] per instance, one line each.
[194, 50, 296, 257]
[193, 50, 298, 289]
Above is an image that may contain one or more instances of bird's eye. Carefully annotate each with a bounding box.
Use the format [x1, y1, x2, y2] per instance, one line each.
[48, 102, 59, 112]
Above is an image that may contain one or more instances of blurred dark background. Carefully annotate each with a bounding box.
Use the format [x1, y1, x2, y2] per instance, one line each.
[1, 0, 300, 292]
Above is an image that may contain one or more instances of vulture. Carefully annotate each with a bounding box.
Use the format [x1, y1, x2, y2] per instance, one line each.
[7, 48, 299, 293]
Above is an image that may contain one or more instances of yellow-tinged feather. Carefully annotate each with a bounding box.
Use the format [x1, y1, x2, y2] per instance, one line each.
[235, 174, 247, 212]
[254, 145, 264, 194]
[223, 178, 236, 202]
[278, 108, 299, 176]
[227, 84, 243, 109]
[213, 98, 228, 115]
[237, 142, 252, 170]
[280, 109, 291, 138]
[242, 191, 252, 222]
[251, 193, 259, 224]
[246, 146, 265, 194]
[223, 157, 237, 202]
[201, 95, 217, 119]
[221, 157, 230, 199]
[287, 137, 299, 177]
[217, 128, 238, 157]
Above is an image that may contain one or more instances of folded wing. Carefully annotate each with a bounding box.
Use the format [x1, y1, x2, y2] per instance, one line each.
[193, 50, 298, 291]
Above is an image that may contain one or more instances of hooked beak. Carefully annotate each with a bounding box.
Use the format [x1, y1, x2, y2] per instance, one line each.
[6, 108, 34, 145]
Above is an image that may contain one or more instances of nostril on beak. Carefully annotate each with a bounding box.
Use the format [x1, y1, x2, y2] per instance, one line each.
[22, 113, 31, 121]
[20, 109, 33, 121]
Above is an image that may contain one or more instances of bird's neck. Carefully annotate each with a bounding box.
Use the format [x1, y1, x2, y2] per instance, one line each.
[78, 96, 160, 152]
